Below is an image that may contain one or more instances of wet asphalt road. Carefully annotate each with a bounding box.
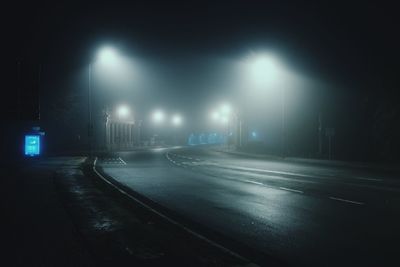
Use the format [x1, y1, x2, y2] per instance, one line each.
[99, 147, 400, 266]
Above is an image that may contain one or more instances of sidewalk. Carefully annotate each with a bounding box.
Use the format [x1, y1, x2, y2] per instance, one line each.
[1, 157, 95, 266]
[1, 157, 253, 266]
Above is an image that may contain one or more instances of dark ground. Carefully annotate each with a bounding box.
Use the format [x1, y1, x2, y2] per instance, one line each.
[0, 157, 257, 266]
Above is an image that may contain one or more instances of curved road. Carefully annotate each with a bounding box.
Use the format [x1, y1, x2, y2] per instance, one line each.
[98, 147, 400, 266]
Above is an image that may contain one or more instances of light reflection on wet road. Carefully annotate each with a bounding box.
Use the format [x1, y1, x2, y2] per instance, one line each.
[99, 147, 400, 266]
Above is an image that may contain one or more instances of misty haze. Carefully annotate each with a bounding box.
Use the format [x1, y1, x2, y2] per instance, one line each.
[2, 1, 400, 266]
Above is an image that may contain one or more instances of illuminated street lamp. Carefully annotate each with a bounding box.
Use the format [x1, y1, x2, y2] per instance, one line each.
[210, 103, 241, 149]
[221, 103, 231, 115]
[152, 110, 165, 124]
[211, 111, 220, 121]
[97, 46, 120, 65]
[88, 45, 121, 155]
[245, 51, 287, 156]
[172, 114, 183, 126]
[116, 105, 130, 119]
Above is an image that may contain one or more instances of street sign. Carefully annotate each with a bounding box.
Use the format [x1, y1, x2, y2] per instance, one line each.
[25, 135, 40, 156]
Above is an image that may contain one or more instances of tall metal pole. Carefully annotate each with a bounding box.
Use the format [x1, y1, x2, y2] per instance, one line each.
[318, 113, 322, 156]
[282, 85, 286, 157]
[137, 120, 142, 147]
[239, 116, 242, 148]
[88, 63, 92, 157]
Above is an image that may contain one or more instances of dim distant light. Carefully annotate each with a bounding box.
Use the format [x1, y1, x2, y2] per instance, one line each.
[172, 114, 183, 126]
[116, 105, 130, 119]
[220, 103, 231, 115]
[211, 111, 220, 121]
[152, 110, 165, 123]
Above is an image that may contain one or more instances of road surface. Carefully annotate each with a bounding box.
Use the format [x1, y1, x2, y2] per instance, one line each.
[98, 147, 400, 266]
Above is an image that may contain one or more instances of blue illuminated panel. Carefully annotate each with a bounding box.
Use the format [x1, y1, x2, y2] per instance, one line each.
[25, 135, 40, 156]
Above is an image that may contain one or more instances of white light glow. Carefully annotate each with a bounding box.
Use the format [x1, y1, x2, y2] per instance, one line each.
[116, 105, 130, 119]
[172, 114, 183, 126]
[221, 115, 229, 124]
[97, 46, 119, 65]
[245, 52, 285, 88]
[220, 104, 231, 115]
[152, 110, 165, 123]
[211, 111, 220, 121]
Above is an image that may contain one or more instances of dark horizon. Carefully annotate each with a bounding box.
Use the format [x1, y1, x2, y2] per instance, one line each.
[3, 0, 400, 161]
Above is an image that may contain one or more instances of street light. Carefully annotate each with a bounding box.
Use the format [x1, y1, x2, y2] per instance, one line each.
[116, 105, 130, 119]
[171, 114, 183, 145]
[88, 45, 121, 156]
[97, 46, 120, 65]
[210, 103, 241, 149]
[152, 110, 165, 124]
[244, 51, 287, 156]
[221, 103, 231, 115]
[211, 111, 220, 121]
[172, 114, 183, 126]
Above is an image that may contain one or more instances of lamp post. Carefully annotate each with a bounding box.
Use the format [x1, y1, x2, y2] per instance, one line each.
[211, 103, 242, 150]
[172, 114, 183, 145]
[87, 46, 121, 156]
[151, 109, 165, 145]
[245, 52, 287, 157]
[88, 63, 93, 157]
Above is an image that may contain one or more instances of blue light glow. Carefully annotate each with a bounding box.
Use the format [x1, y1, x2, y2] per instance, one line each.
[25, 135, 40, 156]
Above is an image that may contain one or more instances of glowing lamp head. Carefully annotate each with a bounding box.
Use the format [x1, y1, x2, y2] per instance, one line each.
[172, 114, 183, 126]
[97, 46, 119, 65]
[152, 110, 165, 123]
[220, 104, 231, 115]
[116, 105, 130, 119]
[211, 111, 220, 121]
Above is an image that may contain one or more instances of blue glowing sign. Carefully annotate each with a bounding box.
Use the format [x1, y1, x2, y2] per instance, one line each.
[25, 135, 40, 156]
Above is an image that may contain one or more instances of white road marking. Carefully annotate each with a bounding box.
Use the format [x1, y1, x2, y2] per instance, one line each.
[118, 157, 127, 165]
[202, 162, 384, 183]
[244, 180, 263, 185]
[353, 177, 382, 182]
[209, 163, 319, 178]
[329, 197, 364, 205]
[279, 187, 303, 193]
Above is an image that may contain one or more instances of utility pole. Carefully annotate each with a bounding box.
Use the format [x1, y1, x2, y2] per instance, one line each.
[318, 113, 322, 156]
[325, 127, 335, 160]
[88, 63, 93, 157]
[281, 86, 286, 157]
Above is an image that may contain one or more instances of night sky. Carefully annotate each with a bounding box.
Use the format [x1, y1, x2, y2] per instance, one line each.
[4, 0, 400, 160]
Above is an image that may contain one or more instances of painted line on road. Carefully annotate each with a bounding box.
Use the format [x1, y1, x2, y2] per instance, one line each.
[329, 196, 365, 205]
[207, 163, 384, 183]
[243, 179, 264, 185]
[352, 177, 382, 182]
[92, 157, 253, 265]
[209, 163, 319, 179]
[279, 187, 303, 194]
[118, 157, 127, 165]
